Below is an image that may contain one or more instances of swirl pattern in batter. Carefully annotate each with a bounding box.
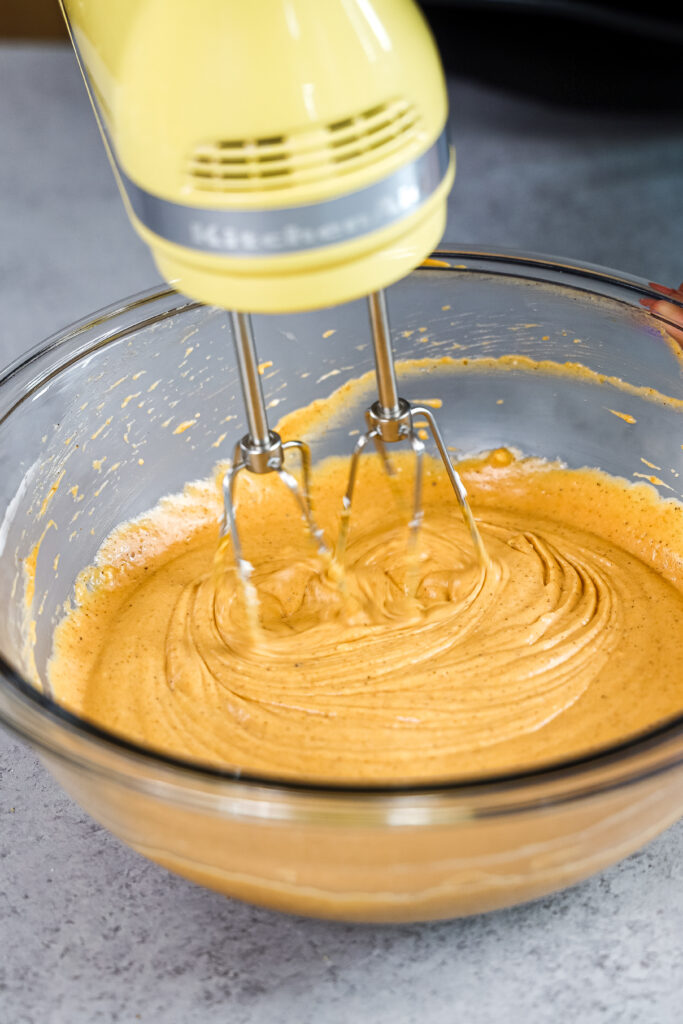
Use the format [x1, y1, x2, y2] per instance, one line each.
[48, 445, 683, 782]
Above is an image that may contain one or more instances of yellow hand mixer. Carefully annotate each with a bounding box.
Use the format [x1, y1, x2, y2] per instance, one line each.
[60, 0, 485, 580]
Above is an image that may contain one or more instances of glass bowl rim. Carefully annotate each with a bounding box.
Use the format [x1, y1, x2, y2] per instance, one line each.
[1, 244, 682, 805]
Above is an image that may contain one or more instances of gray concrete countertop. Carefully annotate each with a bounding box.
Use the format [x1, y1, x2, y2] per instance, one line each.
[1, 43, 682, 1024]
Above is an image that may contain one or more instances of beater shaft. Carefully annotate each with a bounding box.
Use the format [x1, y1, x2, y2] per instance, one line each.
[231, 311, 270, 450]
[368, 291, 400, 418]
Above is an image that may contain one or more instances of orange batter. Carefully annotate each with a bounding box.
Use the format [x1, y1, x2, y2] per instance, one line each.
[48, 447, 683, 782]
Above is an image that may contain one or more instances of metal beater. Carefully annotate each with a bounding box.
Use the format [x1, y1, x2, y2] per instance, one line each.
[221, 312, 329, 579]
[220, 291, 487, 591]
[336, 290, 489, 574]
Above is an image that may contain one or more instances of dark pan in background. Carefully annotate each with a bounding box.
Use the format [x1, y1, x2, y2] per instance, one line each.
[422, 0, 683, 110]
[1, 1, 681, 112]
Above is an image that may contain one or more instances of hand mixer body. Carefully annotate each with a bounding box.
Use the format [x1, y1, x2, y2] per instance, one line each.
[60, 0, 482, 590]
[60, 0, 454, 313]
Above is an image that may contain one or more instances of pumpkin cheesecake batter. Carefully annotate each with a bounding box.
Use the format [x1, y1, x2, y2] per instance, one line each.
[49, 447, 683, 782]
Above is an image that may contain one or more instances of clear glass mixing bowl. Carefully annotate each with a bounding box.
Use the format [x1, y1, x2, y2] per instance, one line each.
[1, 247, 682, 923]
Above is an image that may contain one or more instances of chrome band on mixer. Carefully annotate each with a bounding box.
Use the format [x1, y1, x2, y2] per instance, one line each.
[115, 131, 452, 257]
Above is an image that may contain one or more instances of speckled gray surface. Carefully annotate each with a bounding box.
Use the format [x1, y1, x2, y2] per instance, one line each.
[1, 43, 683, 1024]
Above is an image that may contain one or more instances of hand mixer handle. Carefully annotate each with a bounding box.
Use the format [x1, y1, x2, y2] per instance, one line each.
[59, 0, 454, 312]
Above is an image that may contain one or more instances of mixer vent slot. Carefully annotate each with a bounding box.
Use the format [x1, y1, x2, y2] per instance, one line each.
[187, 98, 420, 193]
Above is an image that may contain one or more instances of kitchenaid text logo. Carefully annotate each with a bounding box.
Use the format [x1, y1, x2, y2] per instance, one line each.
[120, 131, 450, 258]
[187, 183, 422, 255]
